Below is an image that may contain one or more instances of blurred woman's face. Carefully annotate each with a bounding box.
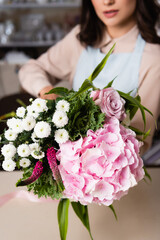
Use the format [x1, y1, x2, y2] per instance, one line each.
[91, 0, 137, 32]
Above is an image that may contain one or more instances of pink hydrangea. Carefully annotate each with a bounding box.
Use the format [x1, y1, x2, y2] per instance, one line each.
[57, 117, 144, 206]
[90, 88, 126, 121]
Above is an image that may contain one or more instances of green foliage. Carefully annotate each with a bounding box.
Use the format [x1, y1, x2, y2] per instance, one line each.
[128, 126, 150, 138]
[20, 164, 63, 200]
[46, 99, 56, 110]
[70, 44, 115, 101]
[58, 199, 70, 240]
[103, 76, 117, 89]
[71, 202, 93, 240]
[109, 205, 118, 220]
[88, 43, 115, 82]
[143, 167, 152, 183]
[142, 129, 151, 140]
[0, 131, 8, 146]
[65, 91, 105, 141]
[128, 95, 141, 120]
[14, 131, 32, 146]
[16, 99, 27, 108]
[0, 111, 16, 120]
[69, 79, 97, 100]
[118, 91, 153, 130]
[45, 87, 69, 97]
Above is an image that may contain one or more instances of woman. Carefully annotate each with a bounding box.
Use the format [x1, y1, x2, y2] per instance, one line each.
[19, 0, 160, 153]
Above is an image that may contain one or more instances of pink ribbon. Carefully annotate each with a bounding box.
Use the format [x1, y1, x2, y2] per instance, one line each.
[0, 190, 55, 207]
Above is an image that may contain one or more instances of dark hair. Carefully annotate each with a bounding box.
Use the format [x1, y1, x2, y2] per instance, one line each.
[77, 0, 160, 46]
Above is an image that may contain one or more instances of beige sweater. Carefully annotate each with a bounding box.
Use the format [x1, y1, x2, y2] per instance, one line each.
[19, 25, 160, 153]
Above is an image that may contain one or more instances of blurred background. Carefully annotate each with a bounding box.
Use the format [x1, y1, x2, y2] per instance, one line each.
[0, 0, 80, 98]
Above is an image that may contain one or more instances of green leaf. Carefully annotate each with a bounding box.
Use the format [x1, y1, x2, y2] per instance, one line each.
[135, 95, 141, 102]
[45, 87, 69, 97]
[118, 91, 147, 130]
[58, 199, 70, 240]
[71, 202, 94, 240]
[129, 105, 139, 120]
[143, 106, 157, 129]
[20, 168, 63, 200]
[16, 98, 27, 108]
[128, 126, 149, 136]
[142, 129, 151, 140]
[143, 106, 153, 117]
[0, 120, 7, 123]
[109, 205, 118, 220]
[66, 92, 105, 141]
[46, 99, 56, 110]
[127, 90, 135, 95]
[143, 167, 152, 182]
[70, 44, 115, 100]
[103, 76, 117, 89]
[0, 111, 16, 120]
[129, 95, 141, 120]
[69, 79, 96, 100]
[88, 43, 115, 82]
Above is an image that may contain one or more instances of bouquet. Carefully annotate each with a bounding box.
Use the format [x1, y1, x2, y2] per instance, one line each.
[0, 45, 152, 240]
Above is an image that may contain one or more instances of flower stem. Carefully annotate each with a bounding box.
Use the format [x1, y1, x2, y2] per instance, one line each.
[0, 111, 15, 120]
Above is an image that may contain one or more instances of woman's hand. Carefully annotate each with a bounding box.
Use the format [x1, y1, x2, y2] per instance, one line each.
[39, 86, 58, 100]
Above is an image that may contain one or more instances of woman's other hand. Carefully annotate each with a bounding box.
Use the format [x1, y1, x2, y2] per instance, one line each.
[39, 86, 58, 100]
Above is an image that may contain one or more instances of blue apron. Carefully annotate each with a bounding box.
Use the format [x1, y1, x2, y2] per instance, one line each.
[73, 34, 146, 97]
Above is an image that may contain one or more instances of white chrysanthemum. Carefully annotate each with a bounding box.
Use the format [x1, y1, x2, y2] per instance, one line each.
[31, 150, 45, 159]
[19, 158, 31, 168]
[4, 129, 18, 141]
[16, 107, 26, 118]
[31, 132, 39, 143]
[13, 119, 23, 133]
[29, 143, 40, 152]
[54, 129, 69, 144]
[1, 144, 16, 158]
[22, 116, 36, 131]
[52, 111, 68, 128]
[7, 118, 15, 128]
[32, 98, 48, 113]
[26, 105, 39, 119]
[2, 159, 16, 171]
[7, 118, 23, 133]
[34, 121, 51, 138]
[17, 144, 31, 157]
[4, 155, 12, 161]
[56, 100, 70, 112]
[0, 136, 2, 142]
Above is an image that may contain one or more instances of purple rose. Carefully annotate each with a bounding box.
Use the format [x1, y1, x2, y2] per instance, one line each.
[91, 88, 126, 121]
